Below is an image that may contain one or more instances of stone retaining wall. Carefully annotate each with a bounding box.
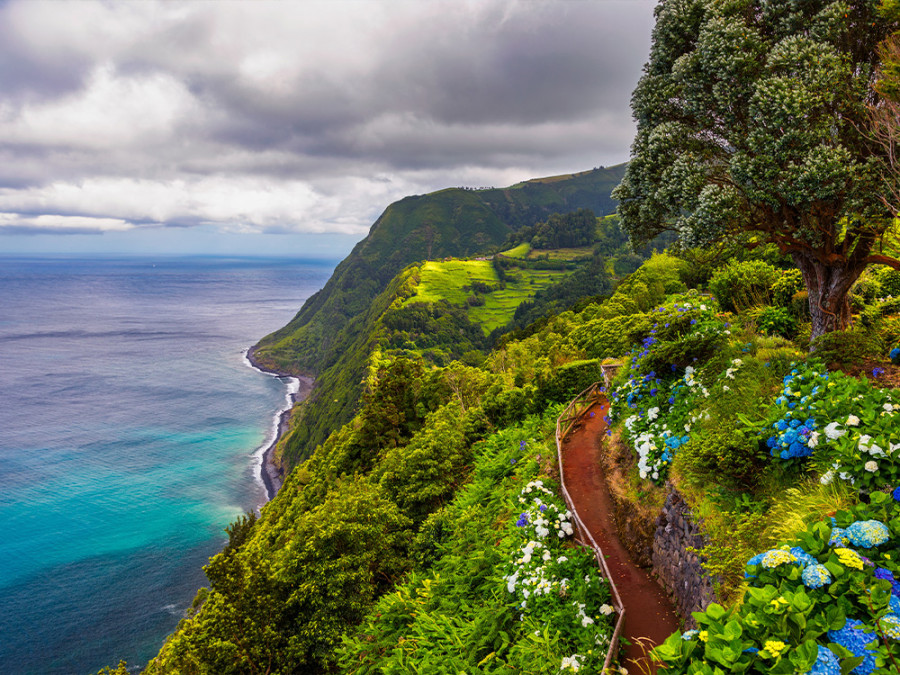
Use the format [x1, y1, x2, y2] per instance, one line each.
[651, 488, 718, 627]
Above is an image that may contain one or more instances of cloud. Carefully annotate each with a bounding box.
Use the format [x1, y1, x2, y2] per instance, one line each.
[0, 212, 133, 234]
[0, 0, 656, 240]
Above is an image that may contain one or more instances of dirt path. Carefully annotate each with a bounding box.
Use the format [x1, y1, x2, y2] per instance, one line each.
[561, 399, 680, 672]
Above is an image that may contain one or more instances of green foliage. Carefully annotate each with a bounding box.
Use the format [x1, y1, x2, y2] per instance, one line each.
[790, 291, 811, 320]
[375, 402, 477, 523]
[600, 252, 687, 319]
[756, 306, 798, 339]
[535, 359, 604, 405]
[509, 208, 598, 250]
[678, 424, 769, 493]
[708, 260, 780, 313]
[772, 269, 805, 308]
[569, 312, 653, 360]
[339, 411, 618, 674]
[874, 265, 900, 297]
[653, 494, 900, 675]
[147, 480, 414, 675]
[687, 510, 770, 601]
[614, 0, 899, 338]
[383, 301, 489, 356]
[223, 511, 257, 554]
[95, 662, 129, 675]
[811, 328, 885, 366]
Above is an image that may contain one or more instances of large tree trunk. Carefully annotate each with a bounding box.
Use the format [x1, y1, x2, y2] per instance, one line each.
[791, 252, 865, 343]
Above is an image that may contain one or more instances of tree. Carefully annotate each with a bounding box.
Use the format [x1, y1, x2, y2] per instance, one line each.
[871, 1, 900, 215]
[613, 0, 900, 340]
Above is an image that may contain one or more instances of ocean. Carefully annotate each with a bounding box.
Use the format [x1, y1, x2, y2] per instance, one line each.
[0, 256, 333, 675]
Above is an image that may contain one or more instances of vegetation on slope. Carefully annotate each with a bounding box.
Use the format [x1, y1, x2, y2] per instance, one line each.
[129, 233, 900, 675]
[266, 203, 654, 469]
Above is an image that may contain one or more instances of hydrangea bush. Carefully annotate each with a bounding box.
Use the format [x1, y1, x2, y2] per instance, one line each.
[652, 491, 900, 674]
[758, 361, 900, 491]
[608, 296, 728, 484]
[503, 480, 616, 672]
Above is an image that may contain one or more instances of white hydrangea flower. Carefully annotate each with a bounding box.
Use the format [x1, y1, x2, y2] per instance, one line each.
[847, 414, 861, 426]
[824, 422, 846, 440]
[865, 460, 879, 472]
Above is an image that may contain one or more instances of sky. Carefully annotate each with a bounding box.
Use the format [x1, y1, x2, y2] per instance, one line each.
[0, 0, 657, 258]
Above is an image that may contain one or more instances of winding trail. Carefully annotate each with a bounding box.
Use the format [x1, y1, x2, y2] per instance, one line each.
[559, 398, 679, 672]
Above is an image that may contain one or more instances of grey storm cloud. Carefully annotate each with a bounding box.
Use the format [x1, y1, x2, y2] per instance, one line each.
[0, 0, 656, 237]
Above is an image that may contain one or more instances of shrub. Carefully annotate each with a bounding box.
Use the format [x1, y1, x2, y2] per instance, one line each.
[881, 316, 900, 348]
[535, 359, 604, 405]
[756, 305, 798, 338]
[771, 269, 804, 307]
[811, 327, 884, 366]
[850, 271, 882, 307]
[708, 260, 781, 312]
[677, 424, 769, 492]
[570, 312, 652, 359]
[874, 266, 900, 297]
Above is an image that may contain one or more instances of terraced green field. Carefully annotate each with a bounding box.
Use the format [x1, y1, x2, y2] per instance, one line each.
[500, 242, 530, 258]
[469, 268, 566, 332]
[408, 260, 498, 305]
[526, 246, 593, 261]
[404, 259, 567, 333]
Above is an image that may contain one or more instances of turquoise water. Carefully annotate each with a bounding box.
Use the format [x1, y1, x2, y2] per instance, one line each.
[0, 256, 333, 674]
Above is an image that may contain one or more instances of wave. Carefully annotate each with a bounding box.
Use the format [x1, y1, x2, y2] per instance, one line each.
[242, 348, 298, 505]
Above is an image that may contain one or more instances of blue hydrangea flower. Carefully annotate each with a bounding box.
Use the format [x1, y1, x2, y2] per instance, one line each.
[845, 520, 890, 548]
[801, 563, 832, 589]
[745, 552, 765, 578]
[882, 614, 900, 639]
[875, 568, 900, 597]
[891, 594, 900, 615]
[893, 485, 900, 502]
[829, 527, 850, 547]
[681, 629, 699, 641]
[790, 547, 818, 568]
[827, 619, 878, 675]
[804, 645, 840, 675]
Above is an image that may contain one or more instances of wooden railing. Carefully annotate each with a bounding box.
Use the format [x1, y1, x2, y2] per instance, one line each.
[555, 382, 626, 674]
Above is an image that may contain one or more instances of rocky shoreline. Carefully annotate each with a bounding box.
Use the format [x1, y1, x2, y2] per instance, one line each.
[245, 345, 314, 501]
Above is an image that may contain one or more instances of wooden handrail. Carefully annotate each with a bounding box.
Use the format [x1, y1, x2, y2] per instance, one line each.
[555, 382, 626, 674]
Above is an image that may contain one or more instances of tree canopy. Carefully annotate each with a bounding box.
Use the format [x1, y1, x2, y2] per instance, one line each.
[613, 0, 900, 340]
[872, 0, 900, 214]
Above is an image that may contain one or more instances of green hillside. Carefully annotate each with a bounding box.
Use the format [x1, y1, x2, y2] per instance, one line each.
[251, 165, 628, 467]
[253, 165, 626, 376]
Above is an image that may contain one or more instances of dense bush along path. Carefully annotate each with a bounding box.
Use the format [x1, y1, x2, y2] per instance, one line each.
[561, 399, 679, 671]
